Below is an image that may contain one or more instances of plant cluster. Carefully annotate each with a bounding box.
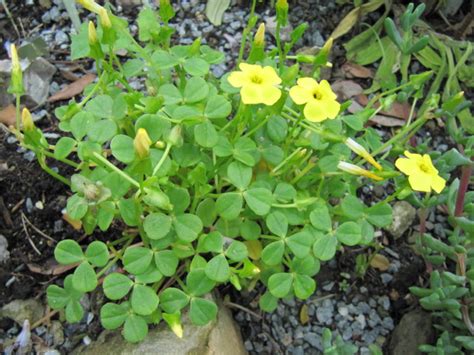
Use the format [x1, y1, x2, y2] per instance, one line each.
[8, 0, 471, 346]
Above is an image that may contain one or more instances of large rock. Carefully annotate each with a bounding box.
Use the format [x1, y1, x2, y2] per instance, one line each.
[389, 309, 435, 355]
[75, 301, 247, 355]
[0, 298, 45, 325]
[385, 201, 417, 239]
[0, 57, 56, 109]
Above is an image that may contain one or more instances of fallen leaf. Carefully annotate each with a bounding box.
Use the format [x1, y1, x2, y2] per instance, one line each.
[60, 69, 79, 82]
[356, 94, 413, 120]
[63, 213, 82, 230]
[48, 73, 96, 102]
[300, 304, 310, 325]
[27, 259, 78, 275]
[369, 114, 406, 127]
[244, 240, 262, 261]
[331, 80, 364, 100]
[342, 62, 374, 78]
[0, 104, 17, 126]
[330, 0, 385, 39]
[370, 253, 390, 271]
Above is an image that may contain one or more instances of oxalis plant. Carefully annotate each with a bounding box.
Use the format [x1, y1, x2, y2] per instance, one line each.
[7, 0, 467, 344]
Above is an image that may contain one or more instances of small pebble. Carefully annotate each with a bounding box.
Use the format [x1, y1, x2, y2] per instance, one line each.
[82, 335, 91, 346]
[380, 273, 393, 284]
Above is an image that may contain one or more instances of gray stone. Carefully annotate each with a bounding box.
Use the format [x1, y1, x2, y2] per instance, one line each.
[316, 300, 334, 324]
[0, 234, 10, 264]
[385, 201, 417, 239]
[356, 302, 371, 314]
[303, 332, 322, 350]
[389, 309, 435, 355]
[381, 273, 393, 284]
[74, 301, 246, 355]
[54, 31, 69, 45]
[1, 299, 45, 325]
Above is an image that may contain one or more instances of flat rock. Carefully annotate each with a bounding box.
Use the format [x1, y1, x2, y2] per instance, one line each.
[74, 301, 247, 355]
[1, 298, 45, 325]
[0, 57, 56, 109]
[385, 201, 416, 239]
[389, 309, 435, 355]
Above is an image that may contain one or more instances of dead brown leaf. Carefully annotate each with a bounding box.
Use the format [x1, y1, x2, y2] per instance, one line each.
[356, 94, 413, 120]
[369, 114, 406, 127]
[0, 104, 17, 126]
[370, 253, 390, 271]
[48, 73, 96, 103]
[331, 80, 364, 100]
[300, 304, 310, 325]
[63, 213, 82, 230]
[27, 258, 78, 275]
[342, 62, 374, 79]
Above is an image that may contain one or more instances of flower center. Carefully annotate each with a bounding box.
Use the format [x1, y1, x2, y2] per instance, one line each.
[419, 162, 430, 173]
[250, 75, 263, 84]
[312, 90, 322, 100]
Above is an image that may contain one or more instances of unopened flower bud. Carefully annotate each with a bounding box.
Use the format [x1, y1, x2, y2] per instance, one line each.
[166, 125, 183, 147]
[99, 7, 111, 28]
[76, 0, 102, 14]
[337, 161, 383, 181]
[345, 138, 382, 171]
[162, 313, 183, 339]
[134, 128, 152, 159]
[22, 108, 34, 131]
[155, 140, 166, 149]
[321, 37, 333, 56]
[254, 23, 265, 46]
[9, 44, 24, 95]
[276, 0, 289, 26]
[88, 21, 97, 44]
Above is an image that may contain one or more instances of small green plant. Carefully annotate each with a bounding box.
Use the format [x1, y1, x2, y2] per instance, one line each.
[8, 0, 468, 345]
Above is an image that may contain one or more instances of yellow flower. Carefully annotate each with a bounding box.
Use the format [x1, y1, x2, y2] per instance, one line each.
[228, 63, 281, 105]
[289, 78, 340, 122]
[395, 151, 446, 193]
[345, 138, 382, 171]
[134, 128, 152, 159]
[337, 162, 383, 181]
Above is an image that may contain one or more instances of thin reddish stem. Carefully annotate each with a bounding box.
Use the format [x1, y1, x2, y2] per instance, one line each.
[455, 164, 472, 217]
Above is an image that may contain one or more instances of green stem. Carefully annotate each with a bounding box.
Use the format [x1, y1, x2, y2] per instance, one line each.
[15, 94, 21, 133]
[152, 144, 171, 176]
[98, 236, 135, 278]
[275, 22, 284, 71]
[271, 147, 303, 175]
[92, 152, 140, 189]
[37, 155, 70, 186]
[237, 0, 257, 64]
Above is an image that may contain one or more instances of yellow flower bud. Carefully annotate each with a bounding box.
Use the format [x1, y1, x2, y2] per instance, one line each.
[22, 108, 34, 131]
[345, 138, 382, 171]
[134, 128, 152, 159]
[321, 37, 333, 56]
[98, 7, 112, 28]
[162, 312, 183, 339]
[9, 44, 24, 95]
[254, 23, 265, 46]
[76, 0, 102, 14]
[337, 161, 383, 181]
[88, 21, 97, 44]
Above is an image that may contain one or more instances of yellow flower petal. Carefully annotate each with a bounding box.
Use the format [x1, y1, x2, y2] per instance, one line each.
[289, 85, 312, 105]
[228, 71, 250, 88]
[297, 77, 318, 91]
[262, 66, 281, 85]
[431, 174, 446, 193]
[404, 150, 423, 161]
[261, 85, 281, 105]
[239, 63, 260, 72]
[304, 100, 327, 122]
[395, 157, 420, 175]
[240, 83, 263, 105]
[422, 154, 438, 174]
[408, 173, 432, 193]
[319, 80, 337, 100]
[324, 99, 340, 119]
